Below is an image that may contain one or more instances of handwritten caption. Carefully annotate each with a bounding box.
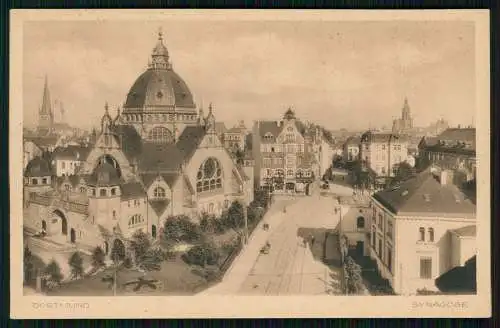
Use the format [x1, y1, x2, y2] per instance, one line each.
[412, 301, 468, 309]
[32, 302, 90, 311]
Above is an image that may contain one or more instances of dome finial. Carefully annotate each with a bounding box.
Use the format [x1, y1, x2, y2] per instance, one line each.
[158, 27, 163, 41]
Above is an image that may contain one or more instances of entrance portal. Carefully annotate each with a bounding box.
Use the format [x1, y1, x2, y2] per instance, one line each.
[111, 239, 126, 262]
[152, 225, 157, 239]
[356, 241, 364, 257]
[70, 228, 76, 243]
[52, 210, 68, 235]
[41, 220, 47, 231]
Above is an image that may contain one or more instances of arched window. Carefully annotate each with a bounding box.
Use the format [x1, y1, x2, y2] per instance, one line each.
[154, 186, 166, 198]
[196, 158, 223, 193]
[428, 228, 434, 242]
[111, 188, 116, 196]
[100, 189, 107, 197]
[79, 187, 86, 193]
[286, 169, 294, 178]
[128, 214, 143, 227]
[64, 184, 71, 191]
[112, 211, 116, 220]
[419, 227, 425, 241]
[357, 216, 365, 229]
[148, 127, 174, 143]
[209, 203, 214, 213]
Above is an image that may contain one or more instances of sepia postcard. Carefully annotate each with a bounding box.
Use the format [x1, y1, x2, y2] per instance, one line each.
[10, 9, 491, 318]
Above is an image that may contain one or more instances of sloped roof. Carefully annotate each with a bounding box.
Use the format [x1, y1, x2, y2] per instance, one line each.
[452, 225, 476, 237]
[87, 162, 122, 187]
[111, 125, 144, 161]
[52, 145, 91, 161]
[236, 165, 249, 181]
[26, 135, 59, 149]
[257, 120, 306, 141]
[176, 125, 207, 161]
[372, 169, 476, 217]
[55, 175, 81, 188]
[24, 157, 52, 177]
[121, 181, 146, 200]
[149, 199, 171, 216]
[214, 122, 227, 136]
[361, 131, 409, 143]
[438, 128, 475, 143]
[138, 142, 184, 172]
[344, 136, 361, 146]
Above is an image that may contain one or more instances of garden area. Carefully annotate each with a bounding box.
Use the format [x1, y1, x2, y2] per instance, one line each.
[25, 192, 272, 296]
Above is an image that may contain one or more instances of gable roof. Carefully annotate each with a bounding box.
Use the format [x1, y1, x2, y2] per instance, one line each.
[214, 122, 227, 136]
[149, 199, 171, 216]
[344, 136, 361, 147]
[372, 169, 476, 217]
[120, 181, 146, 200]
[257, 120, 306, 142]
[451, 225, 476, 237]
[361, 131, 409, 143]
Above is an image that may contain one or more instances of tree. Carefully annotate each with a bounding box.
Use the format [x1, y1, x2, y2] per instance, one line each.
[182, 242, 220, 268]
[129, 230, 152, 264]
[227, 201, 245, 229]
[91, 246, 105, 269]
[344, 256, 364, 294]
[68, 252, 84, 280]
[23, 246, 34, 284]
[44, 260, 63, 289]
[163, 215, 202, 244]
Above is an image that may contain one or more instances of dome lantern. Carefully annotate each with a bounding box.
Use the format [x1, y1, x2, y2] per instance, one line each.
[149, 28, 171, 71]
[101, 102, 113, 133]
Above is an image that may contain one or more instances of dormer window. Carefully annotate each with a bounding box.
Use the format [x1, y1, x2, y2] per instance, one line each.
[154, 186, 166, 198]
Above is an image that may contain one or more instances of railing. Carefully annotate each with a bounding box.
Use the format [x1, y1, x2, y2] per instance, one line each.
[29, 193, 88, 214]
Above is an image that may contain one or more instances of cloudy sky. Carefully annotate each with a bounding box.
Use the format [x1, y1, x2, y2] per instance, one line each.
[23, 19, 476, 131]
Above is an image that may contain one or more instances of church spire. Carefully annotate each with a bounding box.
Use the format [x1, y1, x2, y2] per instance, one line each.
[38, 75, 54, 131]
[402, 96, 411, 120]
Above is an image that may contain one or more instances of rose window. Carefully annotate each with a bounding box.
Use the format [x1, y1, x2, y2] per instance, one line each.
[196, 158, 223, 193]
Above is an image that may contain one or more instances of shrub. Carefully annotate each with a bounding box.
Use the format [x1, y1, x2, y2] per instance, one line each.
[227, 201, 245, 229]
[44, 260, 63, 287]
[344, 256, 364, 294]
[68, 252, 84, 280]
[182, 243, 220, 268]
[24, 246, 34, 283]
[163, 215, 202, 243]
[129, 230, 152, 262]
[91, 246, 105, 269]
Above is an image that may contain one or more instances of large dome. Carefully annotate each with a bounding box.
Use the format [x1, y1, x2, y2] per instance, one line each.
[123, 69, 195, 110]
[123, 31, 196, 112]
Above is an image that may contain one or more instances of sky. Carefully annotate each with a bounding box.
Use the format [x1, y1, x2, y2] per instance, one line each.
[23, 19, 476, 131]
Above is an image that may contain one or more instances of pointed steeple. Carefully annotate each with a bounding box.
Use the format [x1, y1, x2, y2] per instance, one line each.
[205, 102, 216, 133]
[39, 75, 54, 123]
[402, 96, 411, 120]
[149, 27, 171, 70]
[101, 102, 113, 133]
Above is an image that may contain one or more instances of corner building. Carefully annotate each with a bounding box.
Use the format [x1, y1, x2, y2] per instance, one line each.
[24, 32, 254, 258]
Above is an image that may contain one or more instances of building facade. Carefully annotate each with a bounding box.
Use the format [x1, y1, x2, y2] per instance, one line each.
[418, 127, 476, 182]
[50, 145, 91, 177]
[368, 168, 476, 295]
[359, 131, 409, 177]
[252, 109, 315, 193]
[222, 121, 248, 153]
[24, 31, 254, 263]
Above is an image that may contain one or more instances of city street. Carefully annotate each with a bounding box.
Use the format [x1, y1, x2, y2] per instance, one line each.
[202, 188, 343, 295]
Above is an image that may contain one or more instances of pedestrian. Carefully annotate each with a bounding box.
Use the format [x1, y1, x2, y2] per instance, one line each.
[310, 234, 315, 247]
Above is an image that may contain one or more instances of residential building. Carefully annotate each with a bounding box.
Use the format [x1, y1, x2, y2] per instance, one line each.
[368, 167, 476, 295]
[222, 120, 248, 153]
[23, 31, 254, 264]
[359, 131, 409, 177]
[51, 145, 91, 177]
[252, 109, 315, 194]
[23, 140, 43, 169]
[418, 127, 476, 182]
